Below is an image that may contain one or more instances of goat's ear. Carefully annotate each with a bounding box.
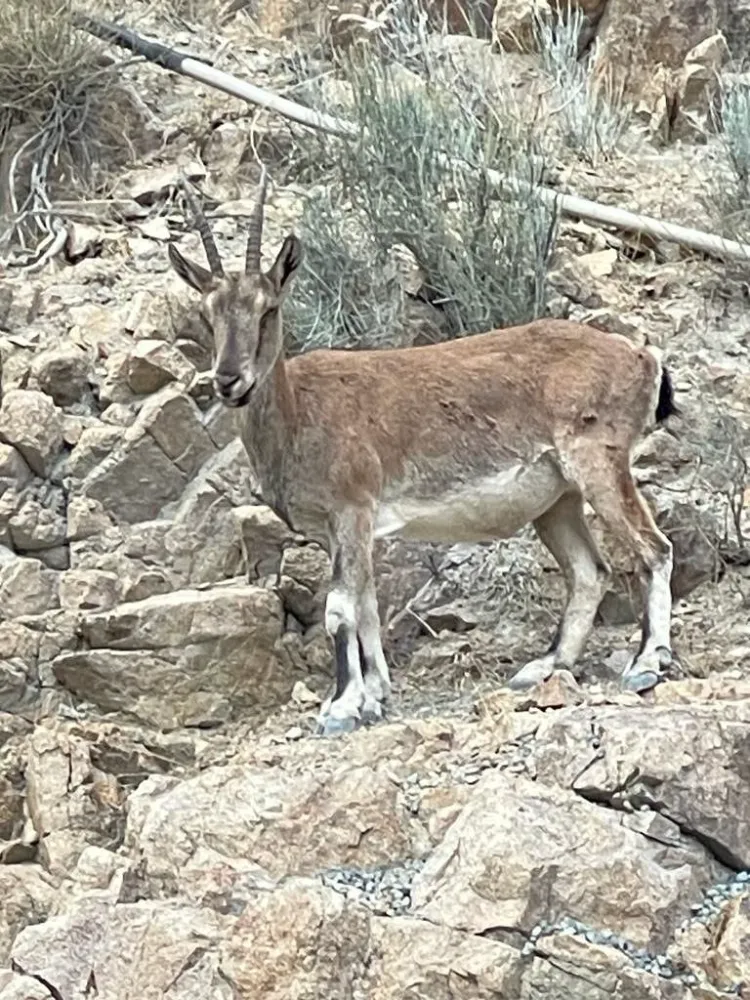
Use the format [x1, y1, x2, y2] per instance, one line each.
[267, 234, 302, 299]
[168, 243, 216, 295]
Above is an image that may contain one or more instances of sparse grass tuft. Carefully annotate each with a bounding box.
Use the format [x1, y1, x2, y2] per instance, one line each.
[534, 2, 630, 165]
[708, 75, 750, 242]
[0, 0, 141, 252]
[288, 26, 558, 352]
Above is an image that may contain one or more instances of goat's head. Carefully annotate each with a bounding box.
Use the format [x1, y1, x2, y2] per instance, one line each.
[168, 169, 302, 407]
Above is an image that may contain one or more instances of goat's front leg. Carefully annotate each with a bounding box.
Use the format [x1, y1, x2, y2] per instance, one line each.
[316, 505, 375, 737]
[357, 582, 391, 724]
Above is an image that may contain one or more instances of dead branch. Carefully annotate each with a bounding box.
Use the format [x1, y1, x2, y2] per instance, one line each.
[73, 12, 750, 265]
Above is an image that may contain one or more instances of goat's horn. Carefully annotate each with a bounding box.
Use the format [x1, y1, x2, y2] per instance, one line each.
[245, 165, 269, 274]
[180, 179, 224, 277]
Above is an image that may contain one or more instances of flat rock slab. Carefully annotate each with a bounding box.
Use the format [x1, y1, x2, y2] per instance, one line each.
[52, 585, 286, 728]
[125, 760, 430, 888]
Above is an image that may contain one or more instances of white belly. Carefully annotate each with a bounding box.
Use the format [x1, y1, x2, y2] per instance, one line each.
[374, 460, 566, 543]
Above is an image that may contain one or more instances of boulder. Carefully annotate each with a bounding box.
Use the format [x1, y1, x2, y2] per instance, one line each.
[10, 896, 231, 1000]
[0, 866, 56, 965]
[58, 568, 120, 611]
[0, 443, 32, 497]
[531, 701, 750, 870]
[24, 725, 125, 875]
[595, 0, 728, 102]
[0, 972, 54, 999]
[80, 431, 186, 524]
[0, 390, 63, 477]
[492, 0, 551, 52]
[30, 345, 91, 406]
[0, 557, 59, 620]
[52, 585, 286, 728]
[125, 339, 195, 395]
[411, 770, 724, 950]
[220, 880, 371, 999]
[0, 619, 41, 709]
[278, 542, 330, 625]
[65, 424, 122, 482]
[704, 892, 750, 991]
[367, 915, 523, 997]
[233, 503, 298, 580]
[80, 387, 216, 523]
[0, 773, 24, 846]
[7, 488, 67, 554]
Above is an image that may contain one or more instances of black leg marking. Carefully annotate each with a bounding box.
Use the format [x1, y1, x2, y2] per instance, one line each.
[546, 623, 562, 655]
[333, 624, 350, 700]
[358, 636, 375, 677]
[635, 609, 652, 658]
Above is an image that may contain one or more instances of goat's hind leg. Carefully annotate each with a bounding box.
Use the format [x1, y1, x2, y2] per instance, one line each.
[508, 491, 610, 690]
[571, 453, 674, 693]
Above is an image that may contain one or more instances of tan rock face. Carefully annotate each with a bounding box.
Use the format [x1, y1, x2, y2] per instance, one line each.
[125, 339, 195, 395]
[706, 892, 750, 991]
[595, 0, 728, 95]
[0, 867, 56, 966]
[125, 757, 429, 886]
[30, 345, 91, 407]
[233, 502, 298, 580]
[0, 971, 53, 999]
[52, 585, 285, 728]
[10, 897, 232, 1000]
[0, 390, 63, 478]
[24, 725, 125, 876]
[367, 916, 524, 998]
[531, 702, 750, 870]
[411, 771, 720, 950]
[221, 880, 371, 999]
[492, 0, 551, 52]
[0, 557, 59, 620]
[0, 444, 32, 497]
[78, 386, 217, 523]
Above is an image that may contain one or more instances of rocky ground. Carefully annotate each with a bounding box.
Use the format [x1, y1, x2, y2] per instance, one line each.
[1, 1, 750, 997]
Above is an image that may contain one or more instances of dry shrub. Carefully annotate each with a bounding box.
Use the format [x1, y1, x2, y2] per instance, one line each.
[533, 2, 631, 166]
[287, 21, 558, 352]
[707, 74, 750, 243]
[0, 0, 142, 252]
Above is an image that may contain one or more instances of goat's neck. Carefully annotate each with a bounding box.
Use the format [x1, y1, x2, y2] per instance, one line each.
[239, 352, 295, 507]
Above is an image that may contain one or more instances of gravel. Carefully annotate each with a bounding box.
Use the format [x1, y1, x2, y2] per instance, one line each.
[526, 869, 750, 994]
[319, 858, 424, 916]
[322, 859, 748, 994]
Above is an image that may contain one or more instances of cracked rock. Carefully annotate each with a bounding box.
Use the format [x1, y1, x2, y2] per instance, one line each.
[411, 770, 725, 951]
[52, 584, 285, 728]
[531, 702, 750, 870]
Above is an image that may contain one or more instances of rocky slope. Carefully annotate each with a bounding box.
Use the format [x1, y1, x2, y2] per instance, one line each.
[1, 1, 749, 997]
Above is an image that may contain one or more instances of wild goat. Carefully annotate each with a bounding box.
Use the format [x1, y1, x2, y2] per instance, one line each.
[168, 173, 679, 736]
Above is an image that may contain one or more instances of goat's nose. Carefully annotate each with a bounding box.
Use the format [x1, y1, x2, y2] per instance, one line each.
[214, 371, 240, 396]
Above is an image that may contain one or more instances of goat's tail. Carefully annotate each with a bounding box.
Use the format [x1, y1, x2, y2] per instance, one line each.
[655, 365, 680, 423]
